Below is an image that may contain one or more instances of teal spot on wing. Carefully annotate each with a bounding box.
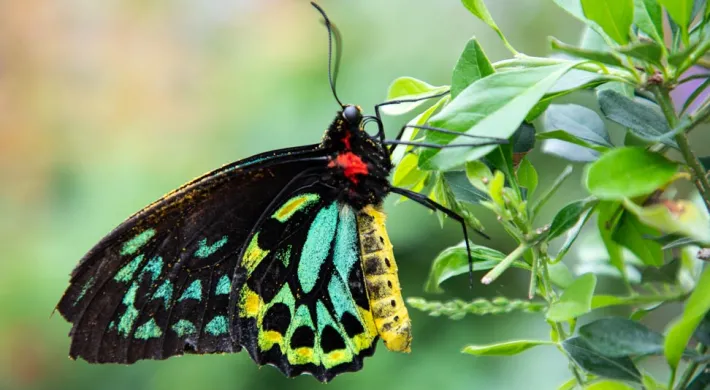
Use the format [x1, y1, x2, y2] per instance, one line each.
[114, 255, 145, 282]
[194, 236, 228, 259]
[333, 205, 358, 283]
[297, 202, 338, 293]
[178, 280, 202, 302]
[120, 229, 156, 256]
[152, 280, 173, 309]
[316, 300, 338, 332]
[74, 277, 95, 306]
[108, 321, 115, 331]
[276, 245, 292, 267]
[205, 316, 228, 336]
[172, 319, 197, 337]
[287, 305, 315, 342]
[139, 256, 163, 282]
[215, 276, 230, 295]
[327, 277, 358, 319]
[134, 318, 162, 339]
[118, 282, 140, 336]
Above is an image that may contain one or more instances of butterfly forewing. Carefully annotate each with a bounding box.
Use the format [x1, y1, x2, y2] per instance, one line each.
[57, 145, 329, 363]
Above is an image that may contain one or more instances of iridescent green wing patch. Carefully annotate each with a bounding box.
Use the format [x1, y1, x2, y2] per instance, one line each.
[56, 146, 329, 363]
[234, 199, 379, 382]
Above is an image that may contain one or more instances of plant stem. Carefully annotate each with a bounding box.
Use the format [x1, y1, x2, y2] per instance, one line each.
[531, 165, 573, 220]
[493, 55, 637, 83]
[481, 244, 527, 284]
[676, 39, 710, 78]
[651, 86, 710, 210]
[536, 249, 586, 386]
[676, 344, 708, 390]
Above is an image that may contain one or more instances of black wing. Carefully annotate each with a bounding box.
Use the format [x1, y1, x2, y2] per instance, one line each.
[56, 144, 330, 363]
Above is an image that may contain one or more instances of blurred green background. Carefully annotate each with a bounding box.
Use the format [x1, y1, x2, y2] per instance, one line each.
[0, 1, 651, 389]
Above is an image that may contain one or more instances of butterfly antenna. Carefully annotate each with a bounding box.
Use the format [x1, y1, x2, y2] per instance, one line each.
[311, 2, 344, 107]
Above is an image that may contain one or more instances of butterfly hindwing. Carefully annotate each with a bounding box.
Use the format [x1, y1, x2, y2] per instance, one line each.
[57, 145, 330, 363]
[232, 194, 379, 382]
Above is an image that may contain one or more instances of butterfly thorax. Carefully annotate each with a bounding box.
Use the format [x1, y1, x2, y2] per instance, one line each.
[322, 106, 391, 209]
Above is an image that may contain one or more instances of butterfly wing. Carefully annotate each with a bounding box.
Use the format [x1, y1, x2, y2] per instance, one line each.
[232, 197, 380, 382]
[57, 144, 330, 363]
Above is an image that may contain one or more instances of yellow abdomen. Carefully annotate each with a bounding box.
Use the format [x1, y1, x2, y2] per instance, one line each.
[356, 205, 411, 352]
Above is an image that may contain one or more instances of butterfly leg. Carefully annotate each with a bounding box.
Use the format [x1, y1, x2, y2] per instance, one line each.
[389, 186, 484, 287]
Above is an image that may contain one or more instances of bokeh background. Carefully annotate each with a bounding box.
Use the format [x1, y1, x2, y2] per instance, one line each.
[3, 1, 705, 389]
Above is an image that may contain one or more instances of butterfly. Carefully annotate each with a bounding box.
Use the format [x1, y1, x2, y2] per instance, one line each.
[56, 2, 504, 383]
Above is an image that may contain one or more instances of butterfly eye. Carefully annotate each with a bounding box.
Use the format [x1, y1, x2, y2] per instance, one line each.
[342, 105, 362, 124]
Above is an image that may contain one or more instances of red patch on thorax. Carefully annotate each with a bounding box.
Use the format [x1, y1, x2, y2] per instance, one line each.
[342, 131, 352, 150]
[329, 152, 369, 184]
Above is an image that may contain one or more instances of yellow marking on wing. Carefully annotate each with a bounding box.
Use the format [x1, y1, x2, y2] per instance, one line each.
[239, 287, 262, 318]
[352, 307, 378, 351]
[258, 330, 284, 351]
[272, 193, 319, 222]
[322, 349, 352, 368]
[288, 347, 315, 365]
[242, 232, 269, 272]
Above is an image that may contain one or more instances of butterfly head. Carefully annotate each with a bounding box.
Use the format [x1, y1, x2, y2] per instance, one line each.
[323, 105, 391, 207]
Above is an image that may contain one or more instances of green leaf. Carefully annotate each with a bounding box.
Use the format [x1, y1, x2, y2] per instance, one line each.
[550, 38, 624, 67]
[424, 243, 508, 293]
[382, 77, 448, 116]
[688, 369, 710, 390]
[465, 160, 493, 192]
[622, 198, 710, 244]
[668, 40, 700, 68]
[422, 63, 581, 170]
[597, 89, 677, 147]
[562, 337, 642, 382]
[584, 147, 679, 200]
[581, 24, 611, 51]
[665, 267, 710, 369]
[579, 317, 665, 357]
[616, 41, 664, 67]
[553, 205, 595, 263]
[512, 122, 536, 155]
[460, 0, 515, 53]
[547, 273, 597, 321]
[556, 378, 578, 390]
[462, 340, 553, 356]
[694, 311, 710, 348]
[613, 211, 664, 267]
[443, 171, 488, 204]
[658, 0, 693, 43]
[554, 0, 609, 40]
[517, 158, 538, 197]
[549, 262, 576, 288]
[541, 103, 612, 159]
[701, 156, 710, 170]
[581, 0, 634, 44]
[633, 0, 665, 44]
[451, 38, 495, 99]
[641, 258, 681, 285]
[538, 130, 611, 154]
[391, 96, 449, 165]
[393, 153, 427, 187]
[548, 198, 599, 241]
[591, 294, 668, 309]
[597, 201, 626, 275]
[584, 380, 636, 390]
